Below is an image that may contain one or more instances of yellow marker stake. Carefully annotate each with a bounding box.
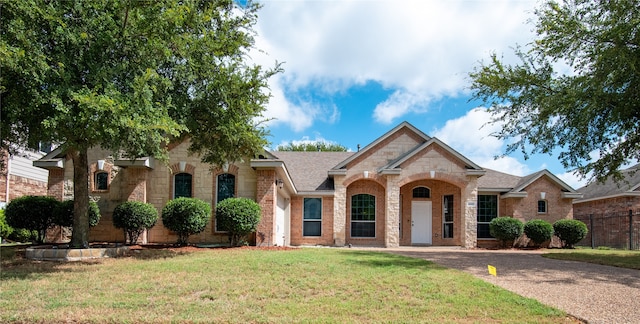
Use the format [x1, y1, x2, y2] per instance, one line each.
[487, 265, 497, 276]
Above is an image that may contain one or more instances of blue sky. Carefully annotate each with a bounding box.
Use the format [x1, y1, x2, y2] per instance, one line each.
[248, 0, 588, 189]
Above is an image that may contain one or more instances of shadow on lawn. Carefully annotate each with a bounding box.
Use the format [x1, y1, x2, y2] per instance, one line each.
[339, 250, 446, 270]
[0, 245, 188, 280]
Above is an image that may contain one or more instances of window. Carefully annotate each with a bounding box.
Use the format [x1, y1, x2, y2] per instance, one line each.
[477, 195, 498, 239]
[412, 187, 431, 198]
[303, 198, 322, 236]
[215, 173, 236, 231]
[538, 200, 547, 214]
[174, 173, 192, 198]
[95, 172, 108, 191]
[443, 195, 454, 238]
[351, 194, 376, 238]
[216, 174, 235, 203]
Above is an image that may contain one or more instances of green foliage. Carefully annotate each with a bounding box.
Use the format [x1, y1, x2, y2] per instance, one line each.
[8, 228, 38, 243]
[489, 217, 524, 247]
[1, 0, 280, 247]
[161, 198, 211, 246]
[276, 141, 348, 152]
[553, 219, 588, 248]
[0, 209, 14, 239]
[524, 219, 554, 247]
[215, 198, 261, 246]
[113, 201, 159, 245]
[469, 0, 640, 183]
[54, 200, 101, 228]
[5, 196, 59, 243]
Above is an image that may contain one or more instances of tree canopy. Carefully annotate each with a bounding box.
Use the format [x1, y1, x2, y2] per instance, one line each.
[276, 141, 348, 152]
[0, 0, 280, 247]
[469, 0, 639, 183]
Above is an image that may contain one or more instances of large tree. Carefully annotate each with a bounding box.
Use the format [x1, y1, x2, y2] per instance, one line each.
[469, 0, 639, 183]
[0, 0, 280, 247]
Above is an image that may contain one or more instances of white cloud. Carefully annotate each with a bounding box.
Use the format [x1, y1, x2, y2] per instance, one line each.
[252, 0, 538, 130]
[433, 108, 530, 176]
[556, 170, 588, 190]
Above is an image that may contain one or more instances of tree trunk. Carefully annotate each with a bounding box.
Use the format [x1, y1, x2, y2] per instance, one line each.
[70, 148, 90, 248]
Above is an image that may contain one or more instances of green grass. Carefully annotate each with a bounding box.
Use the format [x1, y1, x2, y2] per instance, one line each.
[543, 248, 640, 270]
[0, 247, 576, 323]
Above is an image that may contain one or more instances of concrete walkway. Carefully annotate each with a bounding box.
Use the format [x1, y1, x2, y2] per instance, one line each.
[375, 247, 640, 324]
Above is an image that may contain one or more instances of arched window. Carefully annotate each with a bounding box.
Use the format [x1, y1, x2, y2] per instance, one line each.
[95, 171, 109, 191]
[351, 194, 376, 238]
[174, 173, 193, 198]
[215, 173, 236, 231]
[412, 187, 431, 198]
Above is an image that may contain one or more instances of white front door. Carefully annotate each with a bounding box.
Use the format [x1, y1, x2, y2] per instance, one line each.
[275, 195, 286, 246]
[411, 201, 432, 245]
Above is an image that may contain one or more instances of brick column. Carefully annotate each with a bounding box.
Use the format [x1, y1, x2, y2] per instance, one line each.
[385, 175, 400, 247]
[462, 178, 478, 248]
[333, 176, 346, 246]
[48, 169, 65, 201]
[255, 169, 276, 246]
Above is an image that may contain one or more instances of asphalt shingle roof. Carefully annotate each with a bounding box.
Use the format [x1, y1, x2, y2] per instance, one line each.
[577, 164, 640, 200]
[268, 151, 354, 192]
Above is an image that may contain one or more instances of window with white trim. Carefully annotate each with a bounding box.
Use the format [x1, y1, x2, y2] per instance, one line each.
[351, 194, 375, 238]
[443, 195, 454, 238]
[303, 198, 322, 236]
[537, 200, 547, 214]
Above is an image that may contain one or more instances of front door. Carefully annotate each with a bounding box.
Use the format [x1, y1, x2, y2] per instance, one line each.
[275, 195, 286, 246]
[411, 201, 432, 245]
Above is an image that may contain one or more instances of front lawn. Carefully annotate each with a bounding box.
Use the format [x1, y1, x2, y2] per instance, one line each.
[1, 247, 577, 323]
[543, 248, 640, 270]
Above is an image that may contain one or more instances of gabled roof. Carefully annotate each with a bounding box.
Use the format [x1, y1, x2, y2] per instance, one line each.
[331, 121, 430, 171]
[266, 151, 354, 193]
[477, 168, 582, 199]
[379, 137, 483, 175]
[576, 164, 640, 202]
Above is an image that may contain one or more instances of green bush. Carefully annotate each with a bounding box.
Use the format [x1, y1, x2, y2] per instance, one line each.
[489, 217, 523, 247]
[553, 219, 588, 248]
[113, 201, 158, 245]
[8, 228, 38, 243]
[161, 197, 211, 246]
[215, 198, 261, 247]
[5, 195, 59, 243]
[0, 209, 13, 239]
[523, 219, 554, 247]
[54, 200, 102, 228]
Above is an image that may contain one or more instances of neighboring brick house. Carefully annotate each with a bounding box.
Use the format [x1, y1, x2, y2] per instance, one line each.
[573, 164, 640, 248]
[1, 146, 50, 208]
[34, 121, 582, 247]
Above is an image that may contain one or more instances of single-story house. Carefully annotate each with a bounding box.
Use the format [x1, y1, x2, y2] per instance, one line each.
[34, 121, 582, 248]
[573, 164, 640, 248]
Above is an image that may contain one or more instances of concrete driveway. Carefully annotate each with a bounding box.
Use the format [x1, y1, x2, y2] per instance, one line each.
[375, 247, 640, 324]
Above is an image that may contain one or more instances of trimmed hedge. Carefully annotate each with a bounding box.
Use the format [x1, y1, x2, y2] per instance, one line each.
[489, 217, 523, 247]
[215, 198, 261, 246]
[113, 201, 159, 245]
[524, 219, 554, 247]
[162, 197, 211, 246]
[5, 195, 59, 243]
[0, 209, 13, 239]
[54, 200, 102, 228]
[553, 219, 588, 248]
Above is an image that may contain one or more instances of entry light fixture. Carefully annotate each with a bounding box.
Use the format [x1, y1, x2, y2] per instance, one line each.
[276, 178, 284, 189]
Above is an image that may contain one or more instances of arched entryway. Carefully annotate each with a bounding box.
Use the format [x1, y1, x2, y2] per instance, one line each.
[400, 179, 462, 246]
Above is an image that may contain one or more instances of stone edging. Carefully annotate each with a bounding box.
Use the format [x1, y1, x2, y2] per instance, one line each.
[25, 246, 130, 261]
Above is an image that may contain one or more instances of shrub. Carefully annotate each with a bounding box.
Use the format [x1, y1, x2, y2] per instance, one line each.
[161, 197, 211, 246]
[489, 217, 524, 248]
[523, 219, 554, 247]
[215, 198, 261, 247]
[8, 228, 38, 243]
[0, 209, 14, 239]
[113, 201, 158, 245]
[54, 200, 102, 228]
[553, 219, 588, 248]
[5, 195, 59, 243]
